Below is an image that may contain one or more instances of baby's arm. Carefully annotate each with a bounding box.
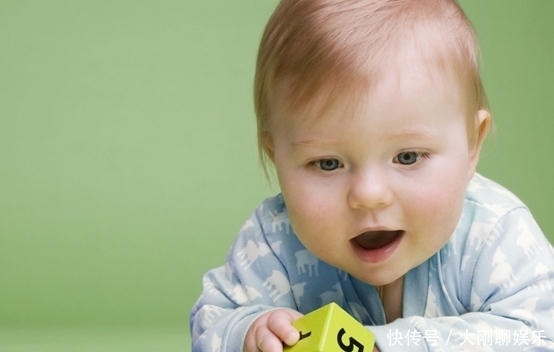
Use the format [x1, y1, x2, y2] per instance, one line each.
[370, 207, 554, 351]
[190, 207, 302, 351]
[243, 308, 302, 352]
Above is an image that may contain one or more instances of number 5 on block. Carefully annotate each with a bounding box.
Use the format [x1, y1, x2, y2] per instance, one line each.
[284, 303, 376, 352]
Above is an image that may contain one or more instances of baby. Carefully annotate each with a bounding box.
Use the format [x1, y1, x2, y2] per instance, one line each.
[191, 0, 554, 351]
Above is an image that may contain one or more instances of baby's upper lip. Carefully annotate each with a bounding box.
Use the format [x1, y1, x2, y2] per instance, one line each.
[354, 226, 399, 237]
[352, 229, 404, 250]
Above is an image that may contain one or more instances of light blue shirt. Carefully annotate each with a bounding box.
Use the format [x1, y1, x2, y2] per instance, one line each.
[190, 174, 554, 351]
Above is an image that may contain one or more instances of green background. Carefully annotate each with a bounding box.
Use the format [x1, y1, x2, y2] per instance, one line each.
[0, 1, 552, 350]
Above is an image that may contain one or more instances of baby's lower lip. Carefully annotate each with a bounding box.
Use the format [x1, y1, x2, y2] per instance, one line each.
[350, 230, 404, 263]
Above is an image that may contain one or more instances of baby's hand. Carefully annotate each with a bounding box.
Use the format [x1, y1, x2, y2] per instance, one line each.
[243, 308, 303, 352]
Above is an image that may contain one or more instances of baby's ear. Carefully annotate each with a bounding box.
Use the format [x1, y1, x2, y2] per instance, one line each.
[474, 110, 491, 152]
[468, 109, 491, 177]
[262, 131, 275, 162]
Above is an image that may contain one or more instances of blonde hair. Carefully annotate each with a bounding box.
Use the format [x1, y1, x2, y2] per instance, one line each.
[254, 0, 489, 173]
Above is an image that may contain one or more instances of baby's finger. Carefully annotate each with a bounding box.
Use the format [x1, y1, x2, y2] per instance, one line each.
[255, 325, 286, 352]
[266, 310, 302, 346]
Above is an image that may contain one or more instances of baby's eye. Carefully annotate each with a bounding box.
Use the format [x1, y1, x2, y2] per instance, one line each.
[314, 158, 342, 171]
[394, 152, 427, 165]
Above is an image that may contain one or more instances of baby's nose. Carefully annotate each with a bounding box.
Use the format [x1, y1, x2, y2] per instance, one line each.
[347, 167, 393, 210]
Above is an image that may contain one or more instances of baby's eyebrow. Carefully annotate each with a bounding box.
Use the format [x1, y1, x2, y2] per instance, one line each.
[381, 130, 437, 140]
[293, 131, 436, 145]
[292, 138, 341, 147]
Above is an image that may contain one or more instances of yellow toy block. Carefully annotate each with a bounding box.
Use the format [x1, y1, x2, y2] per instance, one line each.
[285, 303, 375, 352]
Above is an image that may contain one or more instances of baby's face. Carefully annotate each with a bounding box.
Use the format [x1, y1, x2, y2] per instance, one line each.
[266, 62, 486, 286]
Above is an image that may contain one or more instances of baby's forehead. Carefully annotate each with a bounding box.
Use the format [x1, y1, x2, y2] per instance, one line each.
[273, 59, 466, 125]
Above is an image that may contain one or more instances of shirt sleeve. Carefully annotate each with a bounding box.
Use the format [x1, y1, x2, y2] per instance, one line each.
[370, 207, 554, 352]
[190, 210, 298, 352]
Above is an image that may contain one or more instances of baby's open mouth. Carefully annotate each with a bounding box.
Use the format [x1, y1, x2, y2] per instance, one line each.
[353, 230, 403, 250]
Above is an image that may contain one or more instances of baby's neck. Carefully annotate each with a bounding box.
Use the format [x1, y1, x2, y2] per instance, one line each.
[376, 276, 404, 323]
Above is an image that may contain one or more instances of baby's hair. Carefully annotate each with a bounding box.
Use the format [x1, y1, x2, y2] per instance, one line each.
[254, 0, 489, 174]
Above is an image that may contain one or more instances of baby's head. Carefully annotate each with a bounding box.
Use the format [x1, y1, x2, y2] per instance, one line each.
[255, 0, 489, 173]
[253, 0, 491, 286]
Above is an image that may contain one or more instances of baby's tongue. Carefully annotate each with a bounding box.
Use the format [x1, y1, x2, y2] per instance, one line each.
[355, 231, 399, 250]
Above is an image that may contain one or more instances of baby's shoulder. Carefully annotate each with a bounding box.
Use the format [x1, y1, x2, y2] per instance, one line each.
[252, 193, 294, 236]
[238, 193, 301, 252]
[464, 173, 526, 213]
[447, 174, 532, 256]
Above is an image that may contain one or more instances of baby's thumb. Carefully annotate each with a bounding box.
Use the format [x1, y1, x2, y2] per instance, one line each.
[269, 309, 303, 346]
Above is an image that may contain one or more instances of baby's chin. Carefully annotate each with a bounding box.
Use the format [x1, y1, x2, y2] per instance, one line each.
[354, 271, 406, 288]
[326, 259, 407, 287]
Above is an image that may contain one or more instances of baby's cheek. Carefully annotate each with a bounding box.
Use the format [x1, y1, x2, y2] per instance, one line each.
[418, 184, 465, 229]
[288, 203, 338, 249]
[289, 204, 327, 237]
